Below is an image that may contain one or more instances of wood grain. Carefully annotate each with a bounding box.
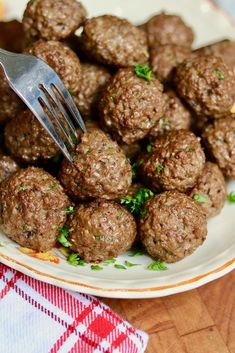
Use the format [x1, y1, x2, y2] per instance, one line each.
[103, 271, 235, 353]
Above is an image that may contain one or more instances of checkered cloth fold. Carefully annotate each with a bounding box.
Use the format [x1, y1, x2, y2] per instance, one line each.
[0, 263, 148, 353]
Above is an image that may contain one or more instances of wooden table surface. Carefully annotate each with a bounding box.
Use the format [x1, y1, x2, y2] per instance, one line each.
[103, 270, 235, 353]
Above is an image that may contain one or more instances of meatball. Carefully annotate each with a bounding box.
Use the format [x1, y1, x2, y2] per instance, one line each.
[0, 167, 69, 252]
[59, 128, 132, 200]
[0, 154, 20, 184]
[73, 62, 111, 119]
[99, 68, 166, 144]
[140, 130, 205, 192]
[25, 40, 81, 94]
[146, 13, 194, 48]
[189, 162, 226, 218]
[203, 117, 235, 179]
[175, 55, 235, 119]
[140, 191, 207, 263]
[23, 0, 87, 41]
[120, 142, 142, 161]
[5, 110, 59, 163]
[0, 70, 24, 125]
[0, 20, 25, 53]
[149, 90, 192, 138]
[80, 15, 149, 67]
[150, 44, 191, 81]
[68, 199, 136, 262]
[194, 40, 235, 72]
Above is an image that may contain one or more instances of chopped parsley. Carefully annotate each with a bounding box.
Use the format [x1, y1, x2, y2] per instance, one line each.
[227, 191, 235, 203]
[111, 93, 117, 101]
[114, 264, 127, 270]
[120, 188, 154, 217]
[214, 69, 225, 80]
[124, 260, 140, 267]
[67, 253, 85, 266]
[91, 265, 103, 271]
[147, 260, 168, 271]
[193, 193, 209, 203]
[19, 186, 27, 191]
[66, 206, 74, 215]
[68, 88, 73, 95]
[132, 159, 143, 179]
[57, 226, 72, 248]
[146, 144, 152, 153]
[103, 258, 116, 266]
[95, 235, 101, 240]
[156, 164, 164, 174]
[128, 249, 143, 257]
[134, 64, 152, 81]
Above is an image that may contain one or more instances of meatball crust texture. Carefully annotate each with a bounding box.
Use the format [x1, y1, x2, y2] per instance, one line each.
[25, 40, 82, 94]
[203, 117, 235, 179]
[149, 90, 191, 138]
[140, 191, 207, 263]
[175, 55, 235, 119]
[4, 110, 59, 163]
[80, 15, 149, 67]
[189, 162, 226, 218]
[146, 13, 194, 48]
[150, 44, 191, 81]
[0, 154, 20, 184]
[140, 130, 205, 192]
[0, 167, 69, 252]
[59, 128, 132, 200]
[23, 0, 87, 41]
[73, 62, 111, 119]
[68, 199, 136, 262]
[99, 68, 166, 144]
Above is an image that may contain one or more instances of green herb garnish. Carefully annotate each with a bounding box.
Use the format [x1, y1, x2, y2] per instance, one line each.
[66, 206, 74, 215]
[111, 93, 117, 101]
[103, 258, 116, 266]
[128, 249, 143, 257]
[19, 186, 27, 191]
[68, 88, 73, 95]
[227, 191, 235, 203]
[114, 264, 127, 270]
[120, 188, 154, 217]
[95, 235, 101, 240]
[124, 260, 140, 267]
[156, 164, 164, 174]
[57, 226, 72, 248]
[91, 265, 103, 271]
[134, 64, 152, 81]
[132, 159, 143, 179]
[147, 260, 168, 271]
[67, 252, 85, 266]
[146, 144, 152, 153]
[193, 194, 209, 203]
[214, 69, 225, 80]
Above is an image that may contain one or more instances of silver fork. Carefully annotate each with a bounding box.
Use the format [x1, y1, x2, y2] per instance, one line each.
[0, 48, 86, 163]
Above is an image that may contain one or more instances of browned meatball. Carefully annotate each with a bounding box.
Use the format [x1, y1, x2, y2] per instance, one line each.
[175, 55, 235, 119]
[0, 20, 25, 53]
[23, 0, 87, 41]
[99, 68, 166, 144]
[194, 40, 235, 72]
[203, 117, 235, 179]
[68, 199, 136, 262]
[0, 154, 20, 184]
[0, 70, 24, 125]
[73, 62, 111, 119]
[150, 44, 191, 81]
[140, 191, 207, 263]
[25, 40, 82, 94]
[140, 130, 205, 192]
[149, 90, 192, 138]
[146, 13, 194, 48]
[5, 110, 59, 163]
[80, 15, 149, 67]
[0, 167, 69, 252]
[189, 162, 226, 218]
[59, 128, 132, 200]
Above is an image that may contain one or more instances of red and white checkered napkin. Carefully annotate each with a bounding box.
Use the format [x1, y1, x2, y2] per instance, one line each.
[0, 263, 148, 353]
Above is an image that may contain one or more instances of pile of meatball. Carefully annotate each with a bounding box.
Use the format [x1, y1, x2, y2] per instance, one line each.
[0, 0, 234, 264]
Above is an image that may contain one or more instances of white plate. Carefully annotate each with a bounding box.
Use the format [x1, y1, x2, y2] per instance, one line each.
[0, 0, 234, 298]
